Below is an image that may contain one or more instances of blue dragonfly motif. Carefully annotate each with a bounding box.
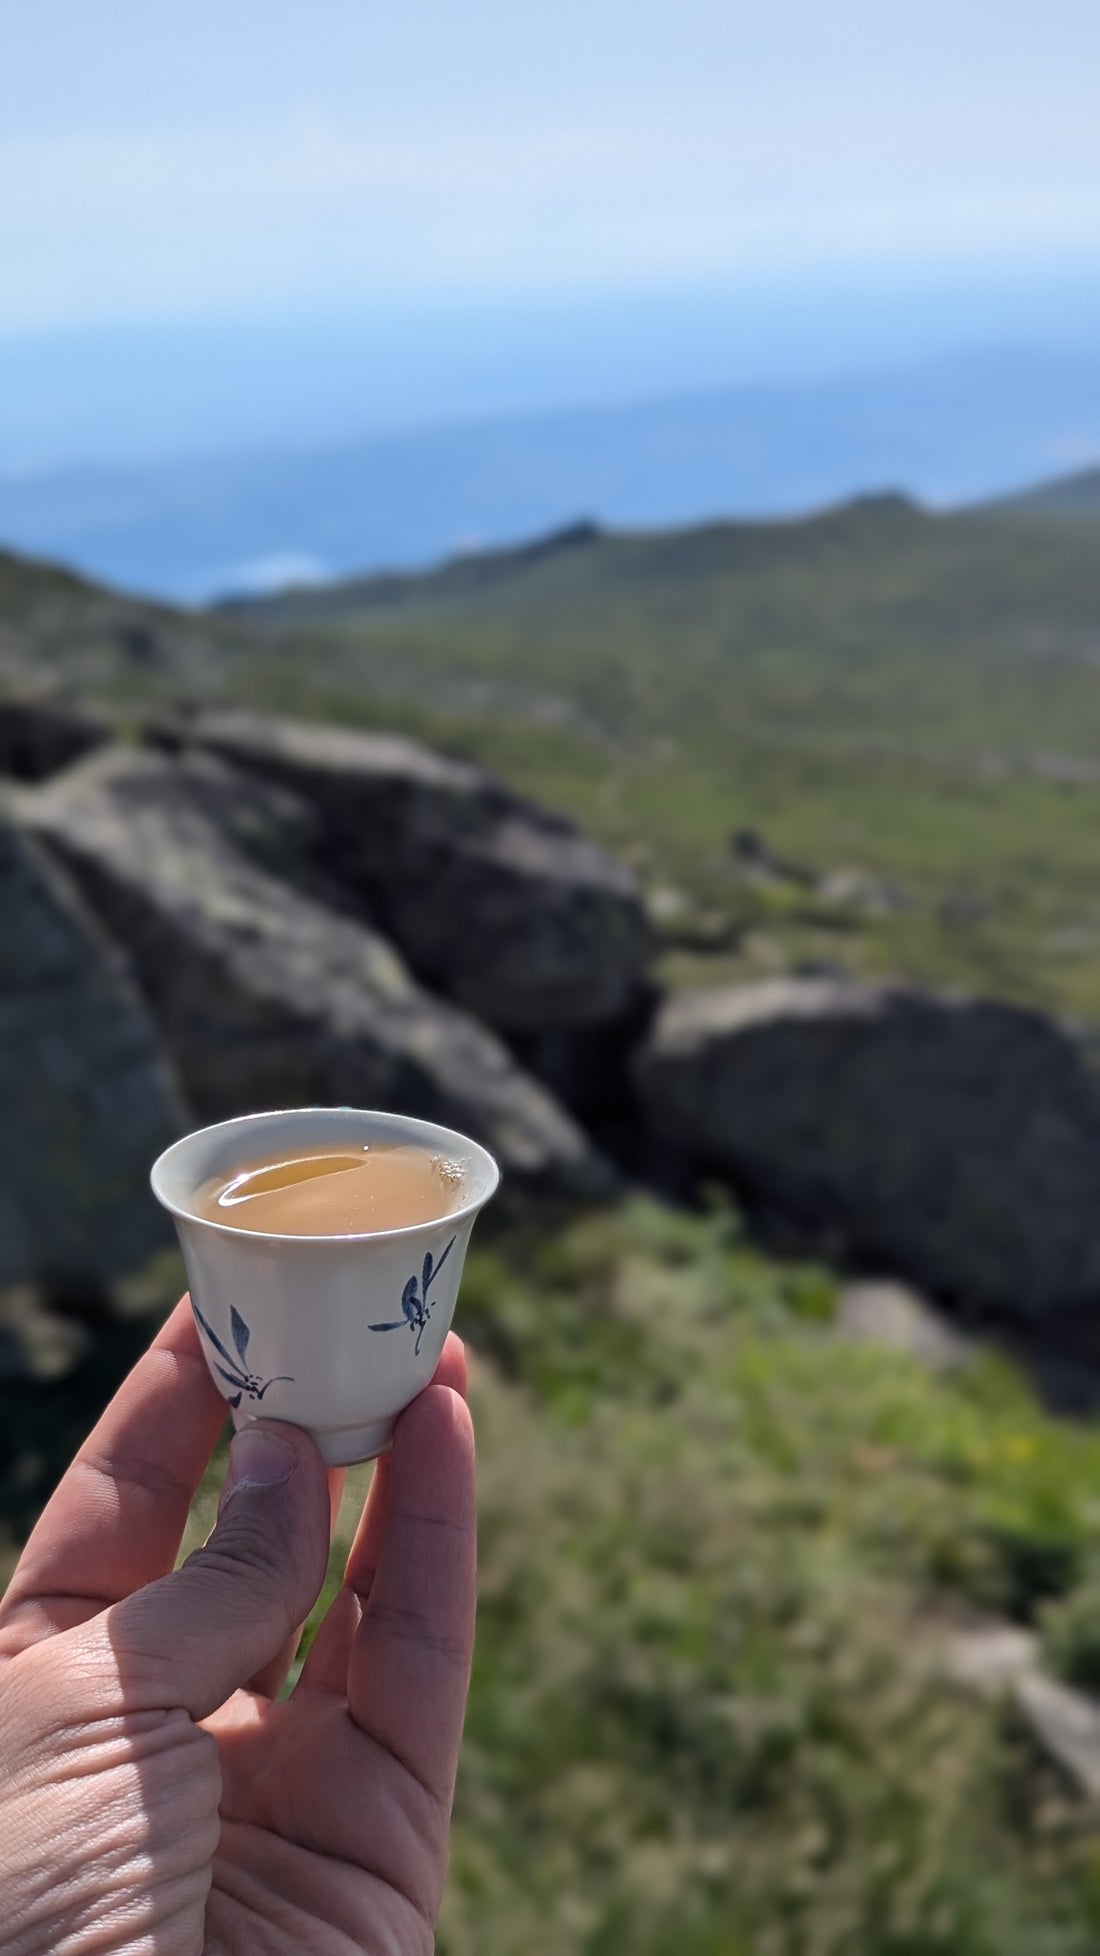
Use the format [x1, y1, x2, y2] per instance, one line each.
[191, 1299, 293, 1409]
[370, 1237, 456, 1356]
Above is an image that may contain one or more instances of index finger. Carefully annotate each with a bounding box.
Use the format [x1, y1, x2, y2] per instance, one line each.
[297, 1330, 469, 1697]
[0, 1297, 226, 1656]
[347, 1382, 476, 1805]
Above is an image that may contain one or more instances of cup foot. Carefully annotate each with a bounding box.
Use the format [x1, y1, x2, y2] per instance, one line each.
[231, 1408, 395, 1466]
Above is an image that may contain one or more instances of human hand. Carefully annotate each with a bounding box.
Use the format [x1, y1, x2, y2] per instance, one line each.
[0, 1298, 476, 1955]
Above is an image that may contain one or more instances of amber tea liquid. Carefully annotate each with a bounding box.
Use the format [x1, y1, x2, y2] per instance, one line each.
[194, 1144, 464, 1236]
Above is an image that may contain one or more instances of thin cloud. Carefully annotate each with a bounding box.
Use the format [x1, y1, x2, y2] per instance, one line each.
[2, 95, 1100, 333]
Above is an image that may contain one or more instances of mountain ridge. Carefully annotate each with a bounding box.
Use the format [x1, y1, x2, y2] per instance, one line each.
[998, 463, 1100, 516]
[0, 344, 1097, 602]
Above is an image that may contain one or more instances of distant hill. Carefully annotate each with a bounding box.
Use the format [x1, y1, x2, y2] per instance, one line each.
[0, 345, 1098, 602]
[0, 544, 255, 700]
[998, 465, 1100, 517]
[232, 490, 1100, 712]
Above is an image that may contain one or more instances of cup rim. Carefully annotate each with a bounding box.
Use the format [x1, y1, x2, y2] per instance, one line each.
[150, 1105, 501, 1246]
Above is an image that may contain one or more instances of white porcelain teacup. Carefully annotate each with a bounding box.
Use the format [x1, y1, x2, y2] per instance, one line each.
[151, 1106, 500, 1465]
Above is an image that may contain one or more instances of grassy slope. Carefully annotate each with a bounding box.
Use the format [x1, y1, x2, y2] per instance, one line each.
[10, 498, 1100, 1024]
[229, 499, 1100, 1019]
[1000, 468, 1100, 517]
[171, 1203, 1100, 1956]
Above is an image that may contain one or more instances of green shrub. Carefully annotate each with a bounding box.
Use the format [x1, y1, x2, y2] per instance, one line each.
[1042, 1577, 1100, 1693]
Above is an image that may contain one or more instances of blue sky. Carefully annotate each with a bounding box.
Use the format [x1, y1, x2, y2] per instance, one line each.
[4, 0, 1100, 334]
[3, 2, 1100, 475]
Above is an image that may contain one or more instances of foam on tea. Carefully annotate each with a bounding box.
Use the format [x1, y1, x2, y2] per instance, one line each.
[194, 1144, 465, 1236]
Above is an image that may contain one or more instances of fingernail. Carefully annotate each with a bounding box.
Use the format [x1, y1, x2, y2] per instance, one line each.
[220, 1424, 297, 1512]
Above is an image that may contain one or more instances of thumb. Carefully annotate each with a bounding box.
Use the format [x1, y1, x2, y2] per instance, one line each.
[94, 1422, 330, 1721]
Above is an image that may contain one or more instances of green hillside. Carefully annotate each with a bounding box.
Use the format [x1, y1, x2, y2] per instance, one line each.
[226, 497, 1100, 1022]
[999, 468, 1100, 517]
[6, 495, 1100, 1018]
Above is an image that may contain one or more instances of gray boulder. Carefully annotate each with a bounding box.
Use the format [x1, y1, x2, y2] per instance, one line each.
[23, 746, 606, 1196]
[836, 1281, 971, 1372]
[158, 708, 651, 1034]
[1014, 1671, 1100, 1804]
[0, 695, 108, 782]
[0, 799, 184, 1294]
[633, 978, 1100, 1323]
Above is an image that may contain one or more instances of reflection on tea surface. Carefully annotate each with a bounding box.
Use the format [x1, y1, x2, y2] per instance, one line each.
[194, 1145, 464, 1236]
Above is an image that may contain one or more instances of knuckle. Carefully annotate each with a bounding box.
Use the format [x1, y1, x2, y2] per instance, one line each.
[191, 1515, 292, 1593]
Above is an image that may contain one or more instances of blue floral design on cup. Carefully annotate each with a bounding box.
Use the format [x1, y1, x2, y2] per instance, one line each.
[191, 1299, 294, 1409]
[370, 1237, 456, 1356]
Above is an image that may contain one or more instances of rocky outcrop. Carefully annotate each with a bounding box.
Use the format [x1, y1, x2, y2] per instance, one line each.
[937, 1621, 1100, 1806]
[0, 799, 184, 1296]
[23, 746, 608, 1197]
[0, 696, 108, 782]
[157, 708, 652, 1035]
[633, 978, 1100, 1324]
[836, 1281, 971, 1372]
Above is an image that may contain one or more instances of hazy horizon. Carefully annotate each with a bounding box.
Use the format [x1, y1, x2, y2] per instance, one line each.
[4, 260, 1100, 480]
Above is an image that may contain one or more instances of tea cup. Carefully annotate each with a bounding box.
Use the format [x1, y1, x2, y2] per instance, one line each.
[151, 1106, 499, 1465]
